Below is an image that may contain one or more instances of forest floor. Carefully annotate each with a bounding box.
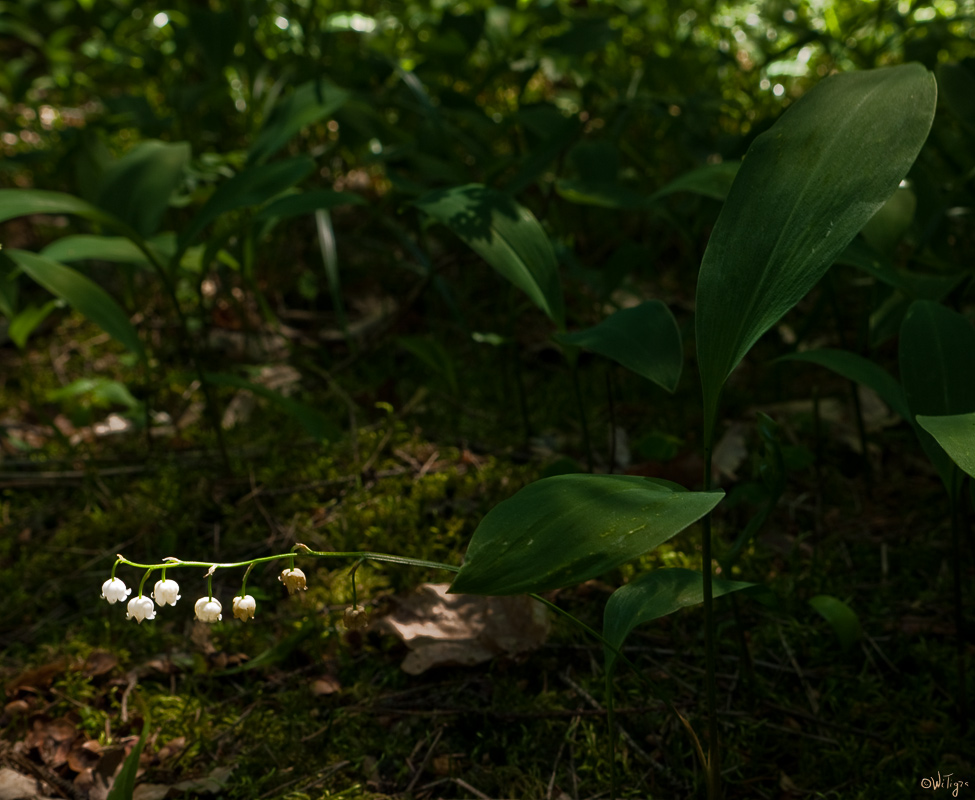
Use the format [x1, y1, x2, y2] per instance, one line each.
[1, 302, 973, 800]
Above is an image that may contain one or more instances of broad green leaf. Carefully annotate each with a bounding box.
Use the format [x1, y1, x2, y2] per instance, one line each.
[6, 250, 143, 358]
[254, 190, 366, 223]
[203, 372, 338, 442]
[603, 568, 754, 674]
[449, 475, 723, 595]
[809, 594, 861, 651]
[647, 161, 741, 203]
[415, 184, 565, 328]
[8, 300, 62, 348]
[917, 413, 975, 480]
[554, 300, 683, 392]
[179, 157, 316, 250]
[899, 300, 975, 488]
[0, 188, 122, 227]
[96, 140, 191, 237]
[41, 235, 153, 267]
[775, 348, 910, 420]
[248, 78, 349, 165]
[696, 64, 936, 438]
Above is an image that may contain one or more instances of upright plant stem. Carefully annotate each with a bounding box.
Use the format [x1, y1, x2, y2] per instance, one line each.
[702, 444, 720, 800]
[951, 484, 969, 732]
[571, 361, 593, 473]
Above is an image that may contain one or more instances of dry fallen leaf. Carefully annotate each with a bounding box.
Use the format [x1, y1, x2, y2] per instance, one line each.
[131, 766, 235, 800]
[376, 583, 550, 675]
[0, 767, 59, 800]
[81, 651, 118, 679]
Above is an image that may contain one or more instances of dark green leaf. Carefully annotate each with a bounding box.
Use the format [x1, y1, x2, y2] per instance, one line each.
[41, 235, 153, 267]
[899, 300, 975, 487]
[647, 161, 741, 203]
[917, 412, 975, 480]
[6, 250, 143, 358]
[106, 713, 150, 800]
[604, 568, 754, 674]
[179, 157, 316, 250]
[775, 348, 910, 420]
[554, 180, 649, 209]
[415, 184, 565, 328]
[249, 79, 349, 165]
[97, 140, 191, 237]
[554, 300, 683, 392]
[0, 189, 121, 227]
[450, 475, 723, 595]
[254, 190, 366, 223]
[696, 65, 936, 437]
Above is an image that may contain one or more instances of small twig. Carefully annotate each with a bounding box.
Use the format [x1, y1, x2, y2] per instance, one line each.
[405, 726, 443, 794]
[453, 777, 494, 800]
[560, 671, 652, 763]
[777, 625, 819, 716]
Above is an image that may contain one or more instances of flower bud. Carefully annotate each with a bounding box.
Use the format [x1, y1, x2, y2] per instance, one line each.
[152, 579, 181, 607]
[233, 595, 256, 621]
[126, 596, 155, 624]
[279, 568, 307, 595]
[194, 597, 222, 622]
[343, 605, 369, 631]
[101, 578, 131, 605]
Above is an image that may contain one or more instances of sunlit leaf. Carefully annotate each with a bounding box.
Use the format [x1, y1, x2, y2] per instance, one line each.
[6, 250, 143, 358]
[696, 64, 936, 439]
[97, 140, 191, 237]
[450, 475, 723, 595]
[809, 594, 861, 651]
[917, 412, 975, 480]
[554, 300, 683, 392]
[603, 568, 754, 674]
[415, 184, 565, 328]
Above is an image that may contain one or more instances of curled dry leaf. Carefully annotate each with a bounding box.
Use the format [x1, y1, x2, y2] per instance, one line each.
[81, 650, 118, 679]
[376, 583, 550, 675]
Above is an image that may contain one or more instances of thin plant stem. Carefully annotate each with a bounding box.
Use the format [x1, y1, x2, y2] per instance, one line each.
[702, 443, 720, 800]
[950, 476, 969, 732]
[571, 361, 593, 473]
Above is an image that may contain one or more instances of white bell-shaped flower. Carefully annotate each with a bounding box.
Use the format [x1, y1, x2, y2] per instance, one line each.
[152, 579, 181, 607]
[126, 596, 155, 624]
[279, 568, 307, 594]
[232, 595, 256, 621]
[101, 578, 131, 604]
[194, 597, 222, 622]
